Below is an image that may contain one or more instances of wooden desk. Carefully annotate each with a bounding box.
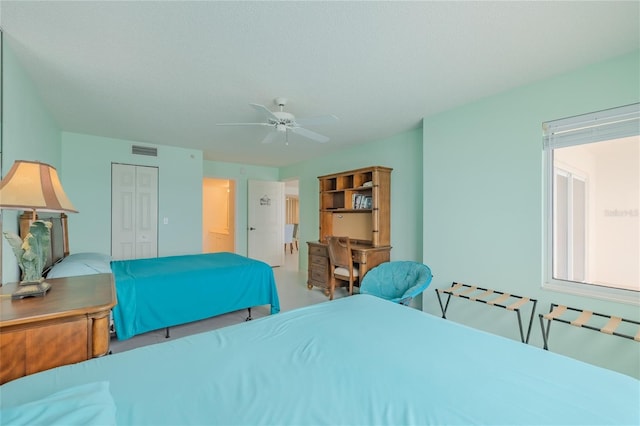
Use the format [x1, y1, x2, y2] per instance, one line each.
[0, 273, 116, 385]
[307, 241, 391, 295]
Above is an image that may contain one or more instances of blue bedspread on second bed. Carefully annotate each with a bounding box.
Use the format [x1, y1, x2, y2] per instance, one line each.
[111, 252, 280, 340]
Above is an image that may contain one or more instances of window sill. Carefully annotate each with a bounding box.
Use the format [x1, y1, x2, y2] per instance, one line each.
[542, 280, 640, 306]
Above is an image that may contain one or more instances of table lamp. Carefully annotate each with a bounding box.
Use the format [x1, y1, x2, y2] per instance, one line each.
[0, 160, 78, 299]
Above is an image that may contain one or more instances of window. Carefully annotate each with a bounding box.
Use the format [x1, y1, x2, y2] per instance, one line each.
[553, 166, 587, 283]
[543, 104, 639, 305]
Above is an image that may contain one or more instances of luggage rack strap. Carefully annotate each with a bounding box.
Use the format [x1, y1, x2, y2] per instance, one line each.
[539, 303, 640, 350]
[601, 316, 622, 335]
[435, 282, 537, 344]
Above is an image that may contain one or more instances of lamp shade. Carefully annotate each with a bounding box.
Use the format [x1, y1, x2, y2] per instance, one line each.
[0, 160, 78, 213]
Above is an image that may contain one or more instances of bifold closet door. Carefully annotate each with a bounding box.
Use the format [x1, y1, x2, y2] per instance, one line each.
[111, 164, 158, 260]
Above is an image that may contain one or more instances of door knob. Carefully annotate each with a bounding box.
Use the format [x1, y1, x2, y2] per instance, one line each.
[249, 227, 256, 230]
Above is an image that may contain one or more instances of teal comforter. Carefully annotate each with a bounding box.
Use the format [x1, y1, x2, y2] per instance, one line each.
[111, 252, 279, 340]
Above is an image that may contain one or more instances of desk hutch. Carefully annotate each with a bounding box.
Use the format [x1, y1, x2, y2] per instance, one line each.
[307, 166, 392, 295]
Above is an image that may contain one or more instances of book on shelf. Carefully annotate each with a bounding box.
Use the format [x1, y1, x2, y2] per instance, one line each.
[351, 194, 372, 209]
[363, 196, 372, 209]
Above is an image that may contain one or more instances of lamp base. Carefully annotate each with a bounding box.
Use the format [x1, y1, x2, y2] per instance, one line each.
[12, 281, 51, 300]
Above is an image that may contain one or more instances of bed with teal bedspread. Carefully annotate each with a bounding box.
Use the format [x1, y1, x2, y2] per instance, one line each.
[110, 252, 280, 340]
[1, 295, 637, 425]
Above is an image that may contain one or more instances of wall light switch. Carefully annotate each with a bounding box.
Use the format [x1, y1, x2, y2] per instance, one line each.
[163, 217, 169, 225]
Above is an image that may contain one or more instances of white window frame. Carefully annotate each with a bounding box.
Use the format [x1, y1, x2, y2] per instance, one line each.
[542, 103, 640, 305]
[553, 165, 588, 283]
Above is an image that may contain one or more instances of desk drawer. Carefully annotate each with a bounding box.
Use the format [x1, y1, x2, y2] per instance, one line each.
[309, 245, 327, 257]
[310, 267, 328, 283]
[310, 255, 327, 267]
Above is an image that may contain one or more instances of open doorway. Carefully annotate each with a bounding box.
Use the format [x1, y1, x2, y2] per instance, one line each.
[203, 178, 235, 253]
[284, 179, 299, 270]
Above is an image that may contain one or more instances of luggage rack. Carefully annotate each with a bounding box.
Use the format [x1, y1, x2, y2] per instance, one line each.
[539, 303, 640, 350]
[435, 282, 537, 343]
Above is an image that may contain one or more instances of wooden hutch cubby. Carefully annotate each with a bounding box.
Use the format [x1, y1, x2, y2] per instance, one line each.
[319, 166, 391, 247]
[308, 166, 392, 295]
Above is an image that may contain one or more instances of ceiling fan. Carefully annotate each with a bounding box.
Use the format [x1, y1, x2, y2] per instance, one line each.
[217, 97, 339, 144]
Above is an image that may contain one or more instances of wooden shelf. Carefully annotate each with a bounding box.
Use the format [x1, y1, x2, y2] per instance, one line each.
[318, 166, 391, 247]
[310, 166, 392, 297]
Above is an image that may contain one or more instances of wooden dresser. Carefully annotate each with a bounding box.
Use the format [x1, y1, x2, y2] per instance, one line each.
[0, 273, 116, 385]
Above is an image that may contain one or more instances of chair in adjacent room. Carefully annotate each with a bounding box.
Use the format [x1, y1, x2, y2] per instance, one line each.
[359, 261, 433, 306]
[292, 223, 299, 252]
[326, 236, 359, 300]
[284, 224, 295, 254]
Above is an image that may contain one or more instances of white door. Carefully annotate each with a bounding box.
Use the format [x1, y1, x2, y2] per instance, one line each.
[112, 164, 158, 260]
[248, 180, 284, 266]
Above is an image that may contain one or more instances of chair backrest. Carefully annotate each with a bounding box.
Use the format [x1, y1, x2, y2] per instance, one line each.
[360, 261, 433, 304]
[284, 224, 295, 244]
[326, 236, 353, 270]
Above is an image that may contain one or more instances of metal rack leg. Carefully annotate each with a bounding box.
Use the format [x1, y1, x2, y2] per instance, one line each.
[435, 291, 452, 319]
[539, 314, 552, 350]
[516, 311, 525, 343]
[524, 300, 537, 344]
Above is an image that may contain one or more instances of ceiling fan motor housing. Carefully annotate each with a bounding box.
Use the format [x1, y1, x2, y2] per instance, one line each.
[274, 97, 288, 107]
[270, 111, 295, 125]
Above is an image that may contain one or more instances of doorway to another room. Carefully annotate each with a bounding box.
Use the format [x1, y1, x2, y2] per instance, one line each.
[285, 180, 299, 271]
[203, 178, 235, 253]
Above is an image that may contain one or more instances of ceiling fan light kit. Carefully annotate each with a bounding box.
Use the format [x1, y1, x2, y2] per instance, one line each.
[217, 97, 338, 144]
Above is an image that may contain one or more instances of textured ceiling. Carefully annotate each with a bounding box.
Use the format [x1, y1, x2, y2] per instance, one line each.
[1, 1, 638, 167]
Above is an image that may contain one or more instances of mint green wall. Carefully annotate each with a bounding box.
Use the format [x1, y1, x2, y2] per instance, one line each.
[280, 127, 424, 277]
[422, 50, 640, 378]
[4, 31, 636, 378]
[202, 161, 279, 256]
[1, 42, 61, 283]
[61, 132, 203, 257]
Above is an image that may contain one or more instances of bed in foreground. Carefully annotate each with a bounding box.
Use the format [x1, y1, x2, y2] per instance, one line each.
[1, 295, 638, 425]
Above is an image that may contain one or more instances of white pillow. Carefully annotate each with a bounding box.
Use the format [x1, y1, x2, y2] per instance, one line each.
[47, 252, 112, 279]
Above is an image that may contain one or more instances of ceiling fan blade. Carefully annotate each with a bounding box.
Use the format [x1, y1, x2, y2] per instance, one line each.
[261, 131, 279, 144]
[216, 122, 272, 127]
[250, 103, 280, 121]
[294, 114, 339, 127]
[290, 126, 330, 143]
